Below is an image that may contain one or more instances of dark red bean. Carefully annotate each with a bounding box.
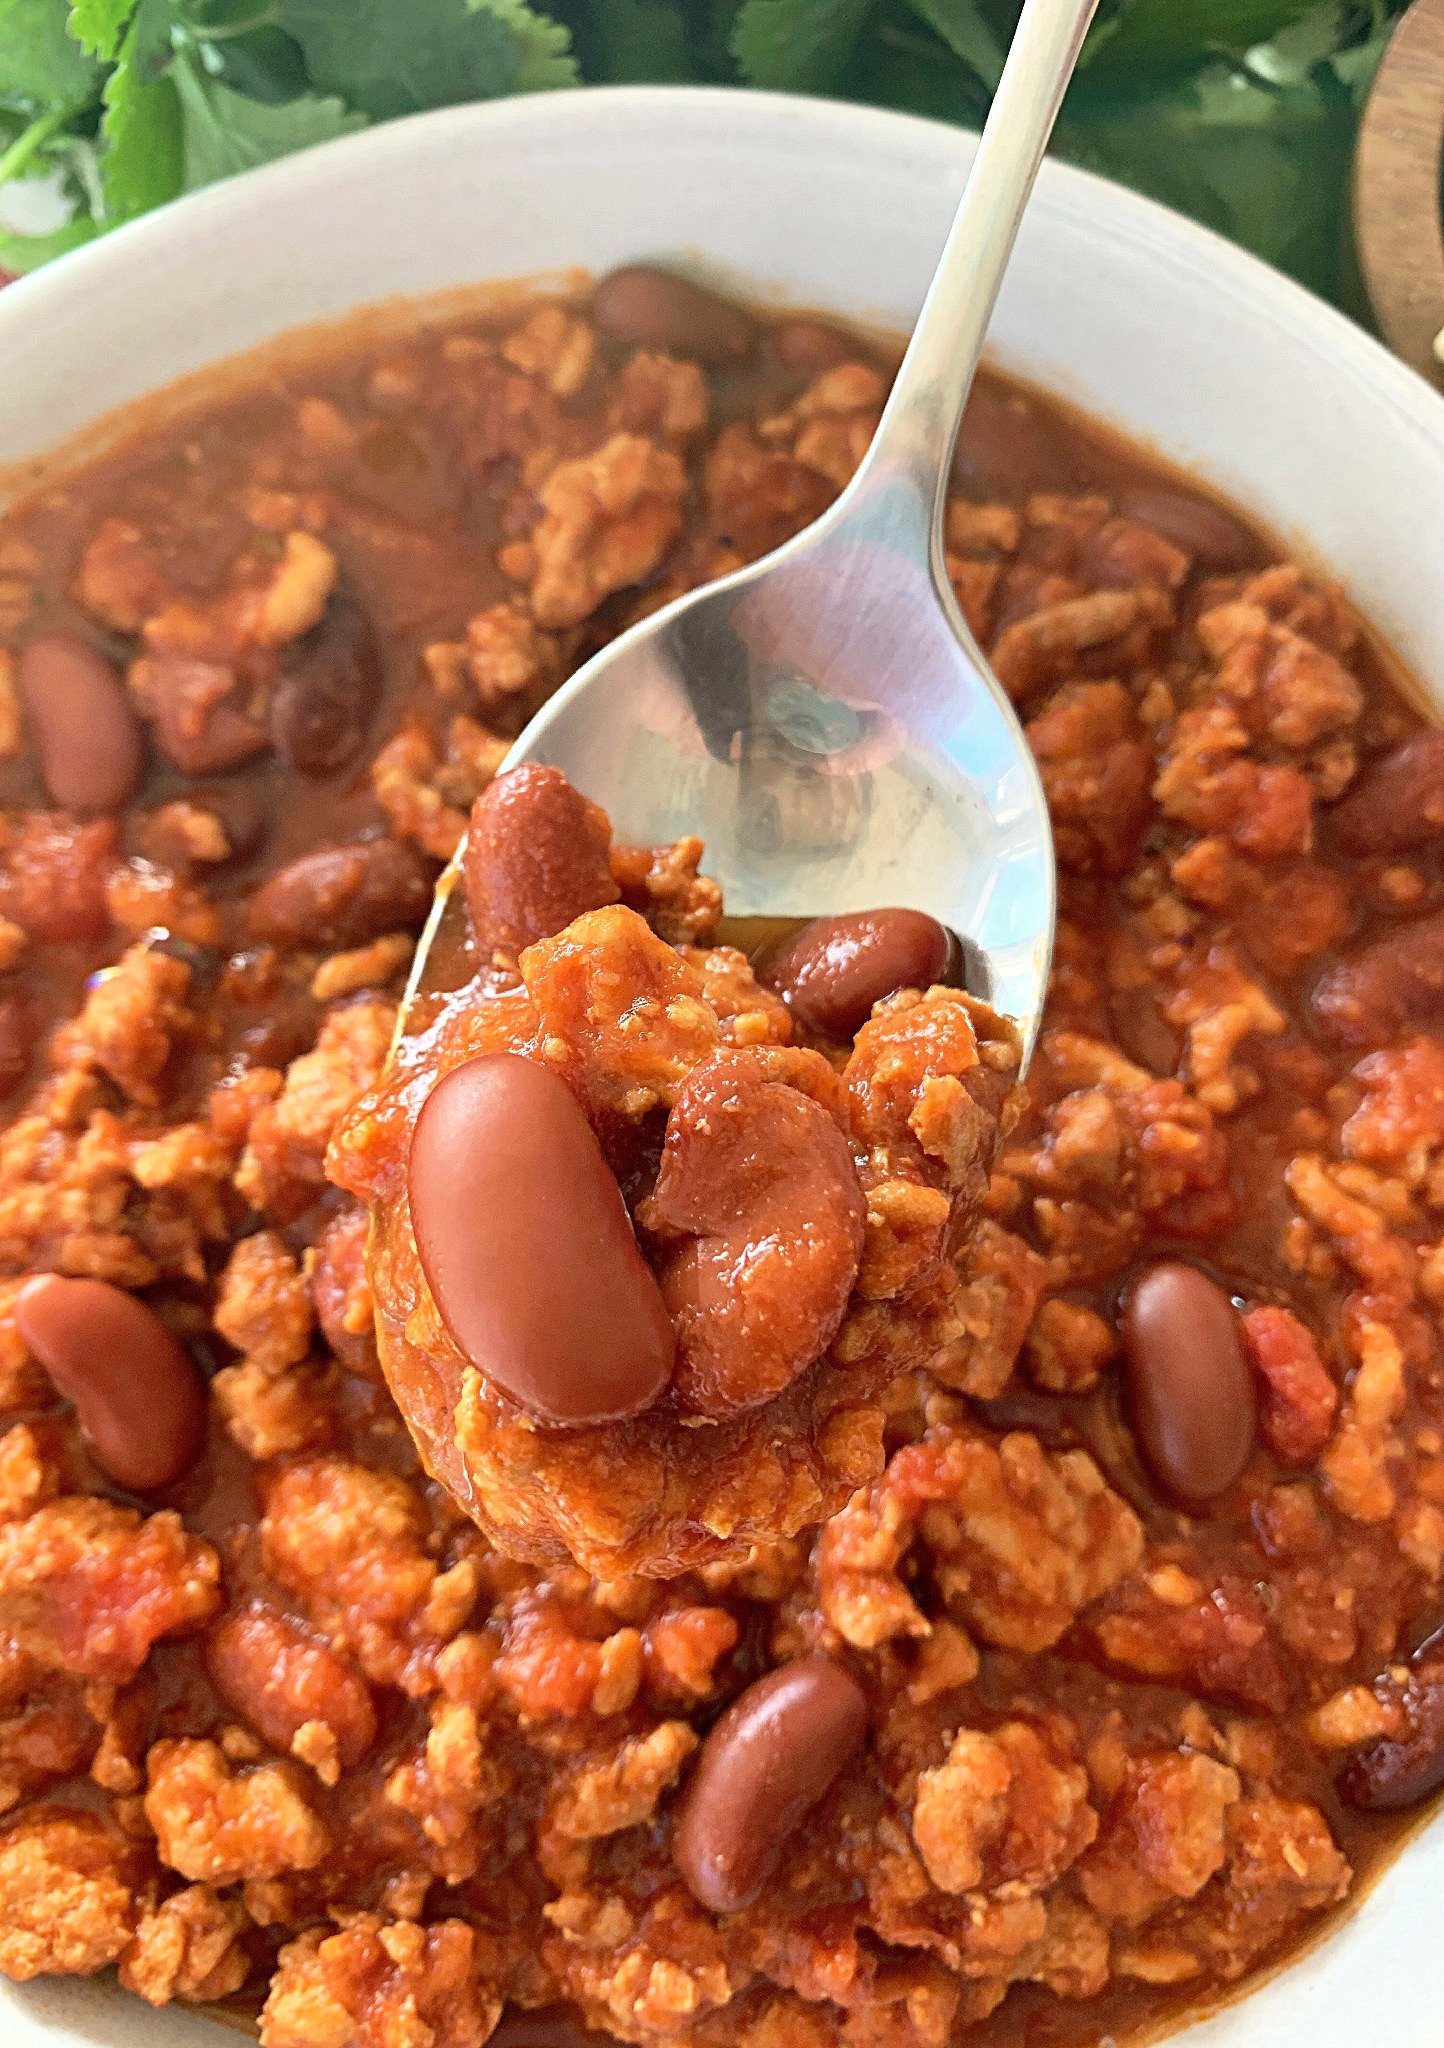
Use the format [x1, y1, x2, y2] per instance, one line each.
[673, 1656, 867, 1913]
[1329, 729, 1444, 856]
[204, 1603, 376, 1768]
[15, 1274, 206, 1492]
[17, 633, 145, 817]
[592, 265, 757, 368]
[408, 1053, 674, 1427]
[1337, 1653, 1444, 1811]
[1116, 486, 1258, 574]
[269, 594, 380, 778]
[645, 1051, 865, 1417]
[463, 765, 619, 958]
[1119, 1261, 1256, 1509]
[769, 316, 857, 376]
[246, 837, 437, 951]
[1312, 909, 1444, 1047]
[953, 380, 1076, 499]
[759, 908, 952, 1040]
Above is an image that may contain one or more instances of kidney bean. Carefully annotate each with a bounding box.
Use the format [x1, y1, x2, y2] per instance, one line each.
[758, 908, 953, 1040]
[592, 265, 757, 368]
[644, 1051, 864, 1416]
[1337, 1653, 1444, 1811]
[1116, 486, 1257, 573]
[269, 594, 380, 778]
[1329, 729, 1444, 856]
[1119, 1260, 1256, 1509]
[0, 993, 31, 1100]
[463, 764, 619, 957]
[673, 1656, 867, 1913]
[204, 1603, 376, 1769]
[247, 836, 437, 951]
[1312, 908, 1444, 1047]
[769, 316, 856, 376]
[15, 1274, 206, 1492]
[17, 633, 145, 817]
[408, 1052, 673, 1426]
[953, 380, 1076, 499]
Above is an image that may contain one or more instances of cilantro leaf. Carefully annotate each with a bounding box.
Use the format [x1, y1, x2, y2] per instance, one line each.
[98, 28, 181, 218]
[0, 0, 103, 112]
[899, 0, 1003, 88]
[67, 0, 137, 61]
[474, 0, 577, 89]
[278, 0, 517, 118]
[731, 0, 878, 90]
[1084, 0, 1325, 70]
[583, 0, 694, 81]
[170, 51, 364, 187]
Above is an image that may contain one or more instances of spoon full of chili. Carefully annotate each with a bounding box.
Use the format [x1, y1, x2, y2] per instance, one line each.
[404, 0, 1099, 1061]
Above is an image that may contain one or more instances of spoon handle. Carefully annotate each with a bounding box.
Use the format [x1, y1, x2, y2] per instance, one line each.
[841, 0, 1099, 550]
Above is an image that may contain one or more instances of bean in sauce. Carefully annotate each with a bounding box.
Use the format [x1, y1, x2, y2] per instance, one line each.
[1119, 1260, 1256, 1509]
[17, 633, 145, 816]
[15, 1274, 206, 1492]
[592, 264, 757, 367]
[673, 1655, 868, 1913]
[268, 593, 380, 778]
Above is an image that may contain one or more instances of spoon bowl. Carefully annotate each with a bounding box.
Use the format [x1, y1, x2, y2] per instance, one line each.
[405, 0, 1099, 1060]
[500, 466, 1055, 1044]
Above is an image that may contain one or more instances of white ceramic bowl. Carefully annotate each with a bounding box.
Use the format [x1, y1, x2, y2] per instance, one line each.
[1, 81, 1443, 2048]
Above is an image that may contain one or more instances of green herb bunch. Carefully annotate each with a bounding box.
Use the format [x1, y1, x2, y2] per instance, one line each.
[0, 0, 1408, 304]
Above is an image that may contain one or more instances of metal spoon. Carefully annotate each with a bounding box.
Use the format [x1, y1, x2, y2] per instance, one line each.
[407, 0, 1099, 1058]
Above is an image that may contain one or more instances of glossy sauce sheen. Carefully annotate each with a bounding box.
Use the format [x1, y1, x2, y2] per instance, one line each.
[1120, 1261, 1256, 1508]
[15, 1273, 206, 1492]
[408, 1053, 675, 1425]
[673, 1655, 869, 1913]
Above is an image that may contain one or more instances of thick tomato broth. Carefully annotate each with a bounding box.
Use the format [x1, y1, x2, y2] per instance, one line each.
[0, 274, 1436, 2048]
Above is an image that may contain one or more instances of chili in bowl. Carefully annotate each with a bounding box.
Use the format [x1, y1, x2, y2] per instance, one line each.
[1, 82, 1444, 2048]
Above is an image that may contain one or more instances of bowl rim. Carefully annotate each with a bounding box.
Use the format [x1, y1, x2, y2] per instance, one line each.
[3, 82, 1443, 461]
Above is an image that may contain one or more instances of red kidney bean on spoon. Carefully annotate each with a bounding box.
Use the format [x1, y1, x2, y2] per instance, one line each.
[592, 265, 758, 367]
[17, 633, 145, 816]
[408, 1053, 674, 1426]
[674, 1655, 868, 1914]
[15, 1274, 206, 1492]
[1119, 1261, 1256, 1509]
[463, 765, 619, 957]
[759, 908, 953, 1039]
